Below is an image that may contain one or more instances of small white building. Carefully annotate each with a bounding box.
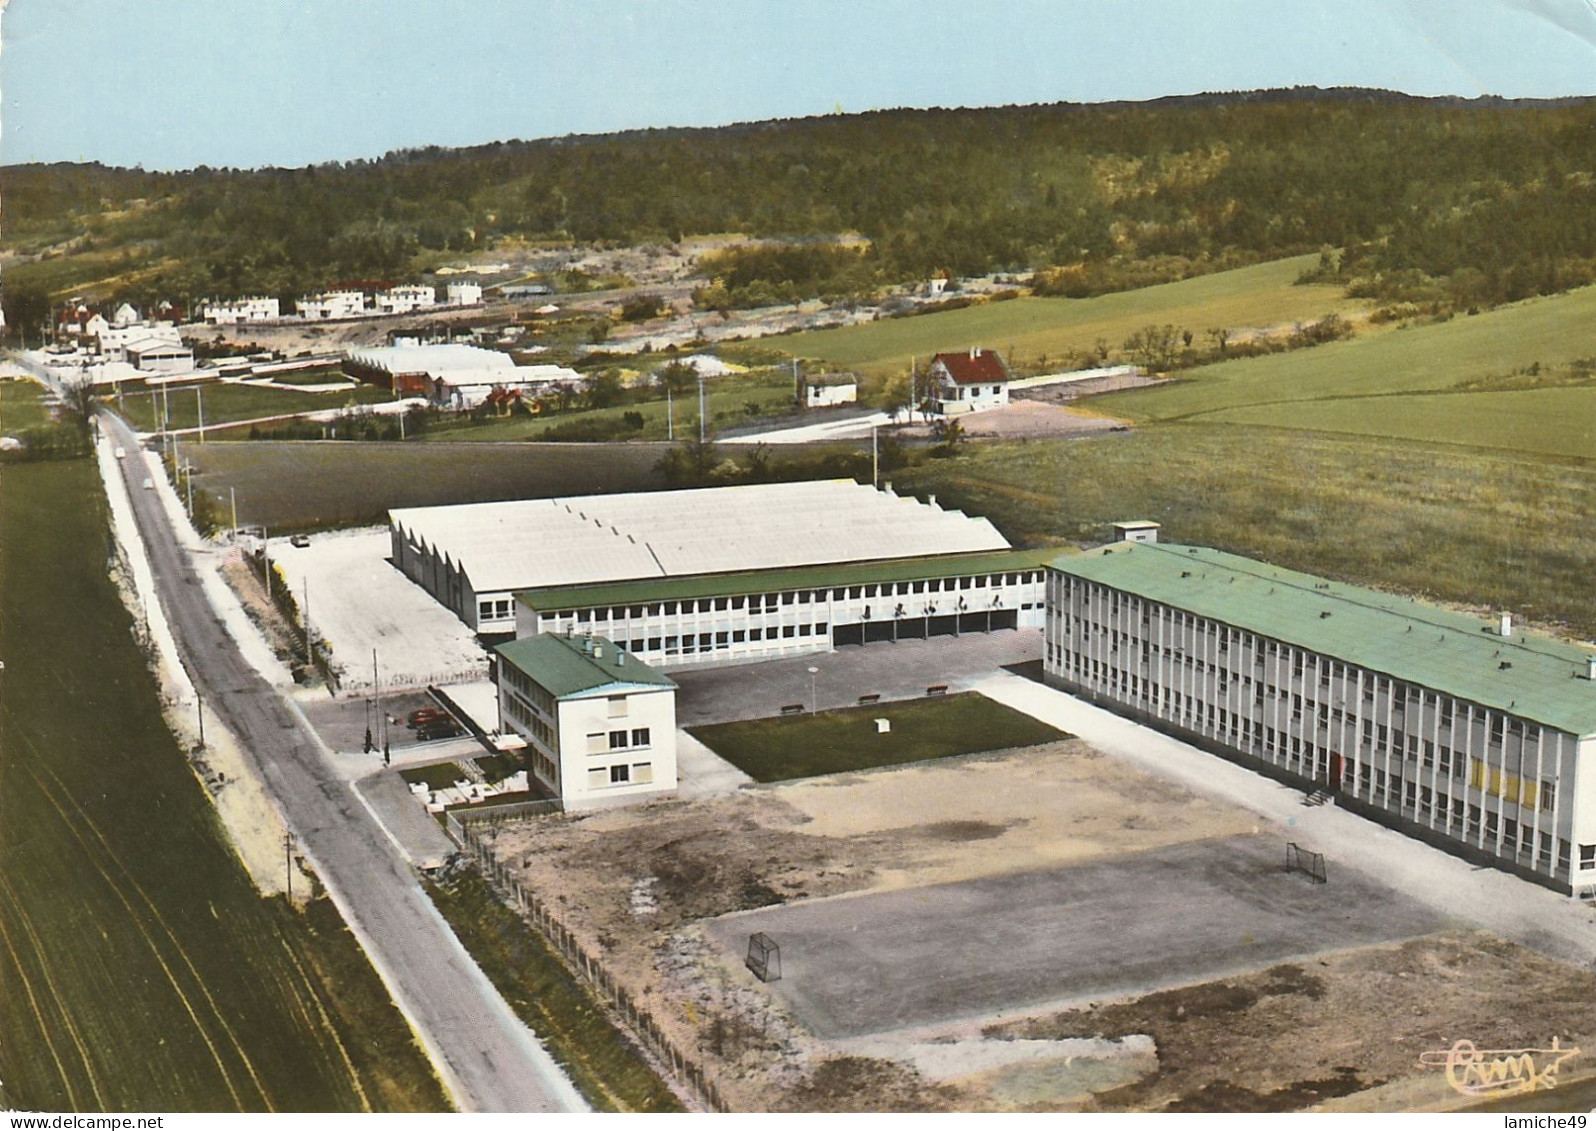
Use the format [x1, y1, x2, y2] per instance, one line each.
[445, 281, 483, 307]
[113, 302, 141, 327]
[928, 347, 1011, 415]
[203, 297, 281, 325]
[297, 290, 367, 321]
[496, 632, 677, 809]
[802, 373, 858, 408]
[125, 335, 194, 373]
[377, 284, 438, 315]
[345, 342, 520, 407]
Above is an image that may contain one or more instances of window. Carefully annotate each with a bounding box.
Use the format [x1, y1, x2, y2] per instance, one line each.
[1581, 844, 1595, 870]
[607, 695, 628, 718]
[632, 762, 654, 785]
[631, 727, 651, 747]
[586, 732, 607, 755]
[609, 730, 628, 750]
[1543, 781, 1556, 812]
[610, 764, 631, 784]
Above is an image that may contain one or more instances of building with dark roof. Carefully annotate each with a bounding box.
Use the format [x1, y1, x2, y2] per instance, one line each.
[928, 347, 1011, 415]
[1043, 526, 1596, 895]
[496, 632, 677, 807]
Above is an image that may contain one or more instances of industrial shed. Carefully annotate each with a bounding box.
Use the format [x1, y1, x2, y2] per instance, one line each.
[389, 480, 1044, 646]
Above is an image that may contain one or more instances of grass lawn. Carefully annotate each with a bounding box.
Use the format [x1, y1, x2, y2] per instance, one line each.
[183, 441, 671, 530]
[0, 460, 446, 1111]
[426, 871, 683, 1112]
[1, 379, 52, 431]
[114, 381, 394, 431]
[896, 423, 1596, 639]
[399, 762, 470, 791]
[689, 692, 1070, 783]
[473, 752, 525, 783]
[779, 254, 1372, 380]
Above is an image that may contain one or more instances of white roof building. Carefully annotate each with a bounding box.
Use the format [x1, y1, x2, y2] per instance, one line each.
[390, 480, 1014, 633]
[445, 281, 483, 306]
[345, 343, 520, 407]
[377, 285, 438, 315]
[298, 290, 368, 321]
[203, 297, 280, 325]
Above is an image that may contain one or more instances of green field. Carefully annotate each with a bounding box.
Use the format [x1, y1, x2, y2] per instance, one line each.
[779, 254, 1373, 380]
[1096, 282, 1596, 424]
[896, 424, 1596, 638]
[421, 369, 798, 443]
[426, 872, 683, 1113]
[0, 460, 447, 1112]
[114, 381, 394, 432]
[689, 692, 1070, 783]
[184, 441, 672, 530]
[1, 378, 52, 431]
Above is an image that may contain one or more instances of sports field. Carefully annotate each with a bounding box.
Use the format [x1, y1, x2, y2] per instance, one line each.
[779, 254, 1372, 379]
[706, 834, 1440, 1039]
[0, 460, 446, 1111]
[1, 379, 52, 431]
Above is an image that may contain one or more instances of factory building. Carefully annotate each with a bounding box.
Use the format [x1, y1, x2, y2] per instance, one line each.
[495, 631, 677, 808]
[1044, 526, 1596, 895]
[390, 480, 1047, 651]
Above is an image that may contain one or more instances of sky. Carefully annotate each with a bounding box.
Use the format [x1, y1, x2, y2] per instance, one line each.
[2, 0, 1594, 171]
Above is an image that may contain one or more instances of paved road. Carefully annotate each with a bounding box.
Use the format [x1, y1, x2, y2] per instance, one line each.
[98, 411, 585, 1113]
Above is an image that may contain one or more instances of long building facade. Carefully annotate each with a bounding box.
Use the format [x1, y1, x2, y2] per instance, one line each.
[1044, 534, 1596, 896]
[517, 548, 1051, 670]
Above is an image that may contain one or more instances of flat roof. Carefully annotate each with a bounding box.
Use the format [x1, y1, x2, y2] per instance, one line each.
[496, 632, 673, 698]
[392, 480, 1011, 594]
[517, 546, 1058, 612]
[1052, 542, 1596, 737]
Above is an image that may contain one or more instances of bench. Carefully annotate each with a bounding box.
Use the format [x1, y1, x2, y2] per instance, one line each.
[925, 684, 949, 697]
[856, 693, 881, 706]
[779, 703, 805, 716]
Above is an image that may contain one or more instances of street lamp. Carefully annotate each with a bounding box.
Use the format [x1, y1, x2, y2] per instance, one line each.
[807, 665, 820, 714]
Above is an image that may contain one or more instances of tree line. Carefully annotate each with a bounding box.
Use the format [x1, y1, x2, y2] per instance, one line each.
[7, 87, 1596, 320]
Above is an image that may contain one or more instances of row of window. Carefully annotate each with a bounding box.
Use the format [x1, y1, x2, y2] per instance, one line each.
[585, 727, 651, 754]
[544, 572, 1046, 627]
[626, 624, 830, 656]
[478, 596, 515, 623]
[586, 761, 654, 790]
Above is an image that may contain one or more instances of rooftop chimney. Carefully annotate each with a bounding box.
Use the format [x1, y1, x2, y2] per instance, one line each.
[970, 346, 980, 358]
[927, 494, 937, 508]
[593, 643, 603, 660]
[1500, 612, 1513, 638]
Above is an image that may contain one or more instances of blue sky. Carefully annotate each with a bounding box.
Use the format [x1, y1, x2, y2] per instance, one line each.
[3, 0, 1595, 170]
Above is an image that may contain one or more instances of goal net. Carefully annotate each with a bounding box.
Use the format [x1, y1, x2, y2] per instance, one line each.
[1284, 841, 1328, 884]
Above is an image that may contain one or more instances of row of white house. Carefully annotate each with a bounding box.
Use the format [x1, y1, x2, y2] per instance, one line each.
[202, 281, 483, 326]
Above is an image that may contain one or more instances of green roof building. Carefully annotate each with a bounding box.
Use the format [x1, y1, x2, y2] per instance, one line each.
[1044, 535, 1596, 896]
[496, 633, 677, 808]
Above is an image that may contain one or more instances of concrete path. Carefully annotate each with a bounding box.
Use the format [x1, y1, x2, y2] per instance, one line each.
[671, 629, 1041, 727]
[99, 410, 587, 1112]
[354, 770, 457, 870]
[674, 730, 753, 799]
[976, 670, 1596, 967]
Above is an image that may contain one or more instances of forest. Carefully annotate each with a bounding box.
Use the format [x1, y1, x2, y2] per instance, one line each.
[4, 87, 1596, 325]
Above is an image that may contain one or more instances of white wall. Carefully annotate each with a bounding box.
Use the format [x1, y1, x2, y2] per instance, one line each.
[555, 686, 677, 808]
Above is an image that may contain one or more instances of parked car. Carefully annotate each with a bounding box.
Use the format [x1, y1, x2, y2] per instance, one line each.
[407, 707, 448, 727]
[141, 477, 153, 490]
[289, 534, 311, 548]
[114, 446, 126, 459]
[415, 719, 463, 742]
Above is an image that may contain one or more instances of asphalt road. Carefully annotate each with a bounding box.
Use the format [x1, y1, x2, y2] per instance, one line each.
[98, 410, 585, 1112]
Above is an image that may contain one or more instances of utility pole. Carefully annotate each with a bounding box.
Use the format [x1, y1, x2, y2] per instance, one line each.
[230, 487, 238, 542]
[196, 388, 205, 443]
[303, 578, 312, 672]
[666, 386, 673, 441]
[872, 424, 879, 489]
[262, 525, 272, 596]
[284, 833, 293, 904]
[909, 356, 916, 424]
[196, 687, 205, 748]
[697, 372, 706, 446]
[183, 460, 194, 517]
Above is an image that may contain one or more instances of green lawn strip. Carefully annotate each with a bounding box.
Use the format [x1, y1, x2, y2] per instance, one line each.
[425, 871, 684, 1113]
[0, 460, 444, 1112]
[895, 423, 1596, 639]
[0, 380, 52, 431]
[115, 381, 394, 431]
[779, 254, 1369, 379]
[689, 692, 1070, 783]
